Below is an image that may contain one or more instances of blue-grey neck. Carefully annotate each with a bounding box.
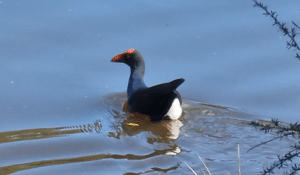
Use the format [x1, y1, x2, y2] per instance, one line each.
[127, 62, 147, 98]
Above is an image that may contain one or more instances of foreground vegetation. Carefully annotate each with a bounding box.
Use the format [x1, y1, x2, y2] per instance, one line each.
[251, 1, 299, 174]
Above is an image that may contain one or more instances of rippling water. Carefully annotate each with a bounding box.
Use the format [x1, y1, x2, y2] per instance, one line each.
[0, 93, 296, 174]
[1, 0, 300, 174]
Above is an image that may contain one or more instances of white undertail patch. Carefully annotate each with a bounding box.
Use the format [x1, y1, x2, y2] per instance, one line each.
[166, 98, 182, 120]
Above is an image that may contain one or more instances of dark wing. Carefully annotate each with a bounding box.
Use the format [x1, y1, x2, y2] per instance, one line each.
[128, 78, 185, 116]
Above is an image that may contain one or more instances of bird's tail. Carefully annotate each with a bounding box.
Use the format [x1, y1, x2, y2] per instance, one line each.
[168, 78, 185, 90]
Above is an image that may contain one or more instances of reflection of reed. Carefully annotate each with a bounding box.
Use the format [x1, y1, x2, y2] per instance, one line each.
[0, 121, 102, 144]
[0, 145, 180, 175]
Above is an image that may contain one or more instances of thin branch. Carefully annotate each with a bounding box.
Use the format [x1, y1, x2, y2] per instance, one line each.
[247, 136, 280, 153]
[197, 154, 213, 175]
[185, 162, 198, 175]
[253, 0, 300, 60]
[238, 144, 241, 175]
[249, 119, 300, 175]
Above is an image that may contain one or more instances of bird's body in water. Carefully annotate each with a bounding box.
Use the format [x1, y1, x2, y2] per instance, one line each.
[111, 48, 185, 121]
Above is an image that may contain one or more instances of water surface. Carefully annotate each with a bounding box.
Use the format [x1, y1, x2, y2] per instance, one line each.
[0, 0, 299, 174]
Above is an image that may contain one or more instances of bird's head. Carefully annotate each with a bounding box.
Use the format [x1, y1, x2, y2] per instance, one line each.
[111, 48, 144, 68]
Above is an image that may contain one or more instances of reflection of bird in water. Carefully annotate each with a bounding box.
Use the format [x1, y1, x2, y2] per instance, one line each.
[111, 48, 185, 121]
[108, 107, 183, 155]
[121, 109, 183, 141]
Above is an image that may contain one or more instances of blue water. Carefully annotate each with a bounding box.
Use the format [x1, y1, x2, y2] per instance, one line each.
[0, 0, 299, 174]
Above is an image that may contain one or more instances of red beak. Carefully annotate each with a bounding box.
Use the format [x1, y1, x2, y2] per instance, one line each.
[111, 49, 135, 62]
[111, 54, 124, 62]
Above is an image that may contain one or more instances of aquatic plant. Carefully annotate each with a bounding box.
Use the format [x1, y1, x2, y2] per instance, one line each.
[253, 0, 300, 60]
[249, 119, 300, 175]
